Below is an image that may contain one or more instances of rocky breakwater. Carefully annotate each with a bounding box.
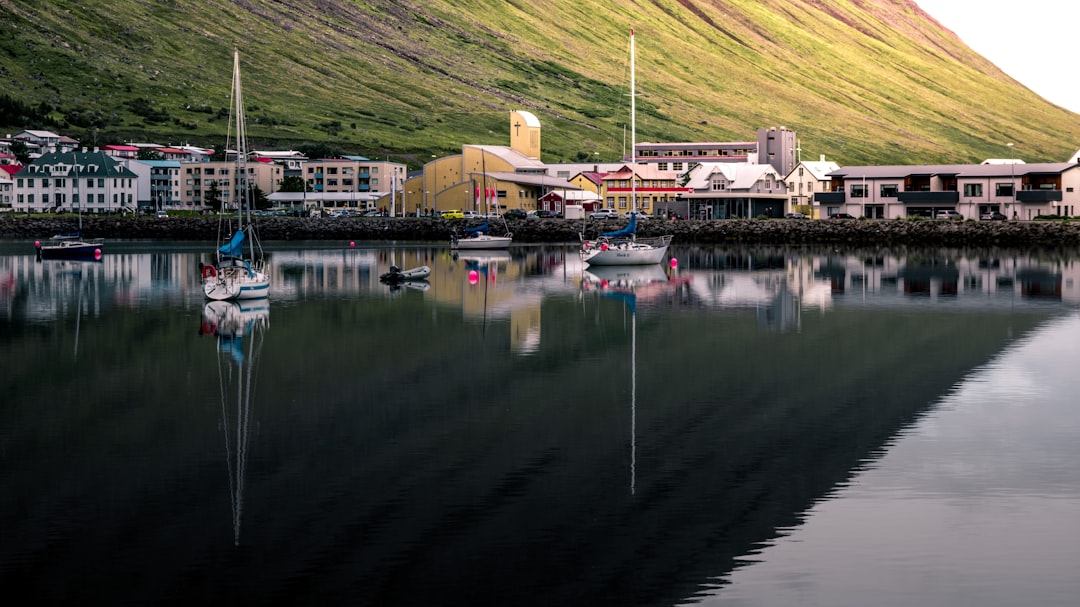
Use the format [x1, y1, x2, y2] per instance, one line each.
[3, 215, 1080, 248]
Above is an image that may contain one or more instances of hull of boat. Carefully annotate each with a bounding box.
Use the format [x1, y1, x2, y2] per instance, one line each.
[451, 235, 512, 250]
[582, 242, 670, 266]
[37, 240, 104, 261]
[203, 267, 271, 301]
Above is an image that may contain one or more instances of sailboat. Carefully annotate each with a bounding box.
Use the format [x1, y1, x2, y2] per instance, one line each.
[35, 163, 104, 261]
[199, 297, 269, 546]
[202, 48, 270, 301]
[451, 148, 512, 250]
[580, 29, 672, 266]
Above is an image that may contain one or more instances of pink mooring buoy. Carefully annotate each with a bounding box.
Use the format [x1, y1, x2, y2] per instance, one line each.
[468, 270, 479, 285]
[349, 241, 355, 247]
[670, 257, 678, 268]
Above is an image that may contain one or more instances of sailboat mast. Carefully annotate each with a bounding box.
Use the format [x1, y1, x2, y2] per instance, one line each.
[630, 29, 636, 215]
[232, 48, 253, 260]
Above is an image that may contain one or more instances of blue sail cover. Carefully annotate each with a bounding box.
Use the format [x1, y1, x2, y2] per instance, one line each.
[218, 230, 246, 258]
[463, 221, 489, 234]
[600, 214, 637, 239]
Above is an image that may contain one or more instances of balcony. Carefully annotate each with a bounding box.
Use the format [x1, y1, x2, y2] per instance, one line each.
[815, 192, 846, 203]
[1017, 190, 1062, 203]
[897, 191, 959, 203]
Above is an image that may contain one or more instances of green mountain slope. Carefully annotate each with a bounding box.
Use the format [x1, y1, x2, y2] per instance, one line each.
[2, 0, 1076, 167]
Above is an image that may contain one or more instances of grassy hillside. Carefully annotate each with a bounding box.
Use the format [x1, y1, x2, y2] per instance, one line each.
[2, 0, 1077, 167]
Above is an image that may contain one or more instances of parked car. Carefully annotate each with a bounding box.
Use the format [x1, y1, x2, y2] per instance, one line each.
[590, 208, 620, 220]
[155, 210, 168, 218]
[935, 210, 963, 220]
[440, 209, 464, 219]
[980, 211, 1007, 221]
[785, 212, 807, 219]
[503, 209, 527, 220]
[461, 210, 481, 219]
[829, 213, 856, 219]
[629, 211, 652, 221]
[535, 210, 557, 219]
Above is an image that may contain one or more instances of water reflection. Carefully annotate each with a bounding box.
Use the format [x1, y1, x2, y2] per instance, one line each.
[199, 298, 269, 547]
[2, 242, 1080, 605]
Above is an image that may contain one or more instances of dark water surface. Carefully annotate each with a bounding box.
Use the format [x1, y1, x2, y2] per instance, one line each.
[2, 240, 1079, 606]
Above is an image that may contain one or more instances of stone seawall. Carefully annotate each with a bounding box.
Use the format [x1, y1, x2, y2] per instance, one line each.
[3, 216, 1080, 248]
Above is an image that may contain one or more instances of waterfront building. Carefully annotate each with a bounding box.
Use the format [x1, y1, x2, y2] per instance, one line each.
[178, 157, 282, 210]
[398, 110, 580, 216]
[12, 150, 138, 214]
[599, 164, 686, 216]
[820, 162, 1080, 220]
[634, 127, 798, 177]
[138, 160, 183, 212]
[679, 162, 789, 219]
[784, 155, 840, 218]
[0, 163, 15, 212]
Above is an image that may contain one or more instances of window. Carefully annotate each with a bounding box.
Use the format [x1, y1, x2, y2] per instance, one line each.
[963, 183, 983, 197]
[880, 184, 897, 197]
[673, 162, 683, 171]
[996, 183, 1014, 196]
[658, 163, 668, 171]
[851, 184, 867, 198]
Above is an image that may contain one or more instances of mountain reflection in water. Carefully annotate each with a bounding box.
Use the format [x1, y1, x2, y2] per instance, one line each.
[1, 242, 1078, 606]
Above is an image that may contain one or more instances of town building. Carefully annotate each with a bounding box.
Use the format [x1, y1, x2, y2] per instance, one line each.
[598, 164, 687, 216]
[397, 110, 580, 216]
[784, 155, 840, 218]
[139, 160, 183, 212]
[178, 157, 282, 210]
[634, 127, 798, 177]
[819, 162, 1080, 220]
[679, 162, 790, 219]
[12, 151, 139, 214]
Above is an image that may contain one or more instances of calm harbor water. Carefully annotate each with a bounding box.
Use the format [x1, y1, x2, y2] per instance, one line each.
[2, 240, 1079, 606]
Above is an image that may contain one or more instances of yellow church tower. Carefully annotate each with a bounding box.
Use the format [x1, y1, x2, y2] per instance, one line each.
[509, 110, 541, 160]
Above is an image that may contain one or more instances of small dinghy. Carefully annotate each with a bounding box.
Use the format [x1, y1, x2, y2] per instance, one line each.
[379, 265, 431, 283]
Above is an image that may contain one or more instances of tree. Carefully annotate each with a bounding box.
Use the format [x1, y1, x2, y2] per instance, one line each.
[250, 185, 271, 211]
[205, 180, 223, 211]
[9, 140, 31, 165]
[277, 175, 307, 192]
[137, 148, 164, 161]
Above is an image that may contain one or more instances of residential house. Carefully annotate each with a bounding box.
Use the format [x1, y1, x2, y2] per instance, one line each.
[820, 162, 1080, 220]
[0, 162, 17, 212]
[12, 151, 138, 214]
[680, 162, 789, 219]
[785, 155, 840, 218]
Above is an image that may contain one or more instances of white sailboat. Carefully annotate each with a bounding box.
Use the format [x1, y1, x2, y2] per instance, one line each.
[580, 29, 672, 266]
[202, 48, 270, 301]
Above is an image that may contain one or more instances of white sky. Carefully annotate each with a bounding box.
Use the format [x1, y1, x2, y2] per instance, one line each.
[915, 1, 1080, 114]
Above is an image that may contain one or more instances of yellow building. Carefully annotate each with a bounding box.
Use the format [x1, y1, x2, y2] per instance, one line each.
[396, 110, 580, 216]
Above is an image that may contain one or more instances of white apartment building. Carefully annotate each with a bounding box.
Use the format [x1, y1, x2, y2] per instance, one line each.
[12, 151, 138, 214]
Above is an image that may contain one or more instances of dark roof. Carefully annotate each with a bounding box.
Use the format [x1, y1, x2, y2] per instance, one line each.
[14, 151, 139, 179]
[828, 162, 1079, 179]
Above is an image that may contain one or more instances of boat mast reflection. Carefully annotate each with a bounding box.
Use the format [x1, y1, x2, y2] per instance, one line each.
[199, 298, 269, 546]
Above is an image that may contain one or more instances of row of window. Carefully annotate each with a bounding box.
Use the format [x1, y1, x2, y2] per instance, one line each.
[17, 193, 133, 204]
[16, 178, 132, 189]
[841, 183, 1018, 197]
